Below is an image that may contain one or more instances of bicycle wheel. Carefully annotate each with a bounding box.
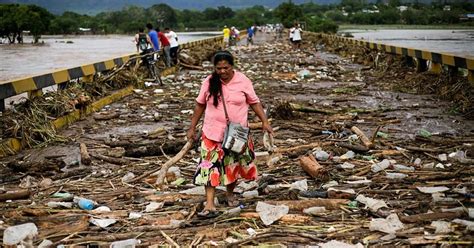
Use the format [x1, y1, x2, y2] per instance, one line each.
[149, 64, 163, 85]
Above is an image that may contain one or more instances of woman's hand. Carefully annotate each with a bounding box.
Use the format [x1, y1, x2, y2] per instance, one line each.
[187, 127, 196, 142]
[262, 121, 273, 135]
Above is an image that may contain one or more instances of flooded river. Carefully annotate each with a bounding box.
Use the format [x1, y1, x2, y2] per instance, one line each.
[0, 32, 219, 82]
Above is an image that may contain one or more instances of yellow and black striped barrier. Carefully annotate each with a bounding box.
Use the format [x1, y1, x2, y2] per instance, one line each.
[319, 33, 474, 82]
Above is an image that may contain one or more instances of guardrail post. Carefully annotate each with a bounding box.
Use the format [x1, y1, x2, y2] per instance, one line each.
[58, 82, 69, 90]
[82, 75, 94, 83]
[469, 70, 474, 83]
[0, 100, 5, 112]
[429, 61, 443, 74]
[447, 66, 459, 77]
[28, 89, 43, 99]
[415, 58, 427, 72]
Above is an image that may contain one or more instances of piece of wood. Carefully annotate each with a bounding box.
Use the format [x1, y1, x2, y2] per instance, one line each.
[351, 126, 374, 148]
[130, 140, 192, 184]
[290, 103, 336, 115]
[180, 61, 204, 70]
[398, 211, 464, 223]
[154, 140, 193, 185]
[79, 143, 91, 165]
[299, 154, 328, 180]
[240, 212, 313, 224]
[275, 141, 332, 154]
[93, 112, 120, 121]
[248, 119, 273, 129]
[264, 199, 350, 210]
[90, 152, 128, 165]
[336, 142, 369, 153]
[0, 189, 30, 201]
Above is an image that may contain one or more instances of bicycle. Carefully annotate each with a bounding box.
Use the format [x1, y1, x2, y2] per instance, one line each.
[141, 48, 163, 85]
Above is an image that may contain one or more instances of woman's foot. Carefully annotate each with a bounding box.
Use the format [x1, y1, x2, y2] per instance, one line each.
[197, 209, 220, 219]
[226, 193, 239, 207]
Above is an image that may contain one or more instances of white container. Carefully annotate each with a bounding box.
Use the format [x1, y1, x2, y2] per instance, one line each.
[3, 223, 38, 245]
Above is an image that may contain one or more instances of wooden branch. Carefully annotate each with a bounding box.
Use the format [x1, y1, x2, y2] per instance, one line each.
[130, 140, 192, 184]
[351, 126, 374, 148]
[80, 143, 91, 165]
[398, 211, 464, 223]
[0, 189, 30, 201]
[275, 141, 332, 154]
[248, 118, 273, 129]
[90, 152, 128, 165]
[240, 212, 312, 224]
[180, 61, 204, 70]
[290, 103, 336, 115]
[263, 199, 350, 210]
[93, 112, 120, 121]
[155, 140, 193, 185]
[336, 142, 369, 153]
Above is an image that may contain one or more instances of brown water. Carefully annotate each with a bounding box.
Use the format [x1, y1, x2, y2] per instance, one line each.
[0, 32, 219, 82]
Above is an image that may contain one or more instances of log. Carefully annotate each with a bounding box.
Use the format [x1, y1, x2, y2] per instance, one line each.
[80, 143, 91, 165]
[93, 112, 120, 121]
[248, 119, 273, 129]
[240, 212, 313, 224]
[336, 142, 369, 153]
[351, 126, 374, 148]
[124, 140, 187, 157]
[398, 211, 465, 223]
[180, 61, 204, 70]
[90, 152, 129, 165]
[276, 141, 332, 154]
[130, 140, 192, 184]
[299, 154, 328, 180]
[0, 189, 30, 201]
[290, 103, 336, 115]
[264, 199, 350, 210]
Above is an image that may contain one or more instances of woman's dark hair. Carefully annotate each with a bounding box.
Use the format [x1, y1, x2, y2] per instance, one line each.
[209, 51, 234, 107]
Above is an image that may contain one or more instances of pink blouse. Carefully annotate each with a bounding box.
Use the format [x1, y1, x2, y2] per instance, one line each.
[196, 71, 260, 142]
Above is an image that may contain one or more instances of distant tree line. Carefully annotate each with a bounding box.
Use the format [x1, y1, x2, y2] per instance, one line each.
[1, 1, 473, 43]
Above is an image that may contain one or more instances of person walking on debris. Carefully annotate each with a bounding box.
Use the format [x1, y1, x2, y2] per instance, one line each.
[157, 27, 171, 67]
[247, 26, 254, 46]
[164, 27, 179, 65]
[134, 27, 151, 53]
[291, 23, 303, 49]
[222, 25, 230, 48]
[187, 51, 273, 218]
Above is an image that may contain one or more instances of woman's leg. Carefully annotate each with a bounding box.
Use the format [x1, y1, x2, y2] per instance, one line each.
[204, 186, 216, 210]
[226, 181, 238, 206]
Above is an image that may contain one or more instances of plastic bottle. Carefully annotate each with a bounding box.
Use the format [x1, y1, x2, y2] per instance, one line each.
[73, 197, 95, 210]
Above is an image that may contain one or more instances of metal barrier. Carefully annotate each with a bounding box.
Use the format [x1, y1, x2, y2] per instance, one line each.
[0, 35, 223, 112]
[319, 33, 474, 82]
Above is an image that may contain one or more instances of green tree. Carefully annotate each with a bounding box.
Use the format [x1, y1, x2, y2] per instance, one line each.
[147, 4, 178, 29]
[274, 2, 304, 27]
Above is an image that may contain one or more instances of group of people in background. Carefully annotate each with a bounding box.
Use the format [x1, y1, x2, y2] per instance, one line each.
[134, 23, 179, 67]
[222, 25, 257, 48]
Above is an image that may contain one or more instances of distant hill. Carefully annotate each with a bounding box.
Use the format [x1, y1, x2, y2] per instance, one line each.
[0, 0, 341, 15]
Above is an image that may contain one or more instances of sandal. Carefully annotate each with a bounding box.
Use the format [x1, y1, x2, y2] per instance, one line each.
[197, 209, 220, 219]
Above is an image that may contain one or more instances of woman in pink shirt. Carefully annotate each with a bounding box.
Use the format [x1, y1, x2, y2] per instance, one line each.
[187, 50, 273, 218]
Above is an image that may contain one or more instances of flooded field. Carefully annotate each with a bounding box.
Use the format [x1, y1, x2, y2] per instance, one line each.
[344, 29, 474, 57]
[0, 32, 219, 82]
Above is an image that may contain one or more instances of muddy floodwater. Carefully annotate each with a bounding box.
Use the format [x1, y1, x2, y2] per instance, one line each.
[345, 29, 474, 57]
[0, 32, 219, 82]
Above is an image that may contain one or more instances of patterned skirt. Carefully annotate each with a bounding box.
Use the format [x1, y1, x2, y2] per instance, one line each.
[193, 133, 257, 187]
